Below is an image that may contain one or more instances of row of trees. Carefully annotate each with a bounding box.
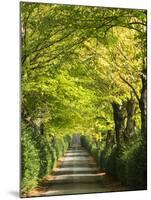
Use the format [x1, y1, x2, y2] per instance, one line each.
[21, 2, 147, 194]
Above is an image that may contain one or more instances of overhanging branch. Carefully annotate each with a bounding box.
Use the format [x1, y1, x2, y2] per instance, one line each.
[119, 75, 140, 103]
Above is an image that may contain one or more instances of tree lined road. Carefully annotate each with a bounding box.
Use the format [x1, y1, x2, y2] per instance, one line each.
[29, 144, 127, 197]
[21, 3, 147, 195]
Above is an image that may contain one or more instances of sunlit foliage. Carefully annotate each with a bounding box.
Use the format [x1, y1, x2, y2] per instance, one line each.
[21, 2, 147, 194]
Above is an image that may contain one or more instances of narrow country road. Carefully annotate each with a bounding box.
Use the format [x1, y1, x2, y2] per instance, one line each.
[29, 144, 128, 197]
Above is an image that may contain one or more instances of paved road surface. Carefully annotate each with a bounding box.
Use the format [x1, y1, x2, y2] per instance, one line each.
[29, 145, 128, 197]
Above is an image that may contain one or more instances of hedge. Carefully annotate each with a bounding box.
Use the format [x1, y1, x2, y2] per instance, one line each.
[81, 135, 147, 190]
[21, 123, 71, 194]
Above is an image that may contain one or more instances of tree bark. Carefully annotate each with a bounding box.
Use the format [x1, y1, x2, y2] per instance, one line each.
[124, 98, 136, 142]
[106, 130, 115, 146]
[112, 102, 125, 147]
[139, 69, 147, 146]
[40, 123, 44, 135]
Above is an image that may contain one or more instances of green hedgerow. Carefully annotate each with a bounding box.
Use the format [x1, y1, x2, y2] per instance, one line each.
[21, 123, 40, 192]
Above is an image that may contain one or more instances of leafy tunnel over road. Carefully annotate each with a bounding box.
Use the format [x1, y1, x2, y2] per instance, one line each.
[21, 2, 147, 196]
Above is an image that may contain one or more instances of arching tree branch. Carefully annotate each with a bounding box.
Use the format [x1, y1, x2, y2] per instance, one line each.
[119, 75, 140, 103]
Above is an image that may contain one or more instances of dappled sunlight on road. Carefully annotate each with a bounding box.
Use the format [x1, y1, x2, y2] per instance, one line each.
[28, 144, 128, 197]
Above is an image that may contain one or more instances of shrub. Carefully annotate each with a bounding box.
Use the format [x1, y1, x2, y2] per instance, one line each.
[91, 146, 100, 164]
[81, 135, 92, 152]
[104, 146, 118, 177]
[81, 134, 147, 190]
[21, 123, 40, 192]
[119, 141, 147, 189]
[21, 123, 71, 194]
[81, 136, 100, 165]
[64, 135, 71, 150]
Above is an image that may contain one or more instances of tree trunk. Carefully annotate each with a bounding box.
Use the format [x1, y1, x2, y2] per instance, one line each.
[40, 123, 44, 135]
[106, 130, 115, 146]
[139, 69, 147, 147]
[112, 102, 125, 147]
[124, 98, 136, 142]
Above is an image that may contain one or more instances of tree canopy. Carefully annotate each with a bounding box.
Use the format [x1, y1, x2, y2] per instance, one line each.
[21, 2, 147, 194]
[21, 2, 146, 139]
